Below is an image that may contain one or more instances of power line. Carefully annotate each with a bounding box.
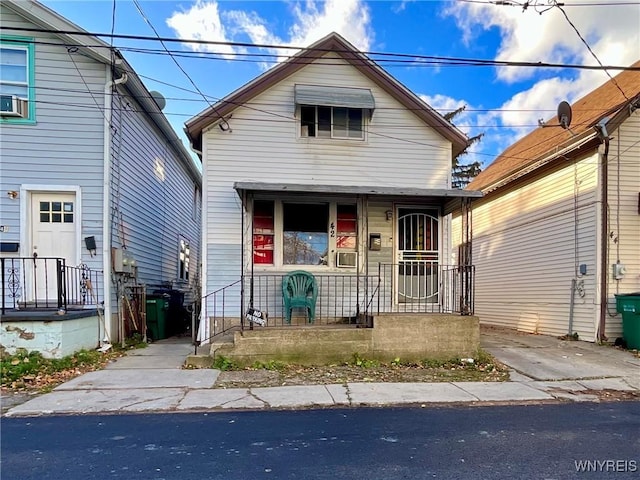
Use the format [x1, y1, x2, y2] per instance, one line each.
[3, 25, 639, 72]
[552, 1, 631, 100]
[130, 0, 230, 130]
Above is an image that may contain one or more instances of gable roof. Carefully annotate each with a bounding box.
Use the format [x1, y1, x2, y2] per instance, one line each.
[468, 61, 640, 193]
[185, 32, 469, 157]
[2, 0, 201, 184]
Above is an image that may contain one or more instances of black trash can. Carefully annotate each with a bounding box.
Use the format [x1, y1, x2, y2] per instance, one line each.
[152, 289, 187, 337]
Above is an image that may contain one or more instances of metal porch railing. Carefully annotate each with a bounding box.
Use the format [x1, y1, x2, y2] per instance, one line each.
[193, 263, 475, 350]
[1, 257, 102, 315]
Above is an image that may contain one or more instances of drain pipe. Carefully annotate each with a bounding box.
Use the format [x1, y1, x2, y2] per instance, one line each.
[596, 120, 610, 342]
[102, 66, 128, 344]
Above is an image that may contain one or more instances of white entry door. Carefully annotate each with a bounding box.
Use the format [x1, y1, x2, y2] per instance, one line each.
[29, 192, 77, 302]
[396, 207, 439, 306]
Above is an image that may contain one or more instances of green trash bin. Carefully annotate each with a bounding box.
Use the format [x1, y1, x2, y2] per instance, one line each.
[146, 296, 169, 341]
[615, 293, 640, 350]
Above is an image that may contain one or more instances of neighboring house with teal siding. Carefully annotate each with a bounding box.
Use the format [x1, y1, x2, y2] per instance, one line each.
[0, 0, 201, 356]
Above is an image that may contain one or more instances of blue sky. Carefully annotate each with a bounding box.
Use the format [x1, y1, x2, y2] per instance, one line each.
[40, 0, 640, 167]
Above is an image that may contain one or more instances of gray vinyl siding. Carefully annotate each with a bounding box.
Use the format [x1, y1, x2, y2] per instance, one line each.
[463, 153, 600, 340]
[605, 110, 640, 339]
[203, 53, 453, 297]
[0, 6, 104, 277]
[109, 88, 201, 301]
[1, 5, 201, 330]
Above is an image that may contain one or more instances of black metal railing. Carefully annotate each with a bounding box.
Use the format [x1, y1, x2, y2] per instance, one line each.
[247, 273, 379, 327]
[64, 264, 102, 307]
[1, 257, 102, 315]
[376, 263, 475, 315]
[194, 280, 242, 352]
[194, 263, 475, 347]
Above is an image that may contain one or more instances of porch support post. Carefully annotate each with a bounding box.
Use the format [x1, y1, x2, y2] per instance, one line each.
[240, 190, 246, 331]
[249, 193, 255, 331]
[460, 198, 473, 315]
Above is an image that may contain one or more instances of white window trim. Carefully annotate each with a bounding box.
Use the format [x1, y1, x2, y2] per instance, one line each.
[298, 105, 366, 141]
[0, 44, 29, 98]
[249, 198, 362, 273]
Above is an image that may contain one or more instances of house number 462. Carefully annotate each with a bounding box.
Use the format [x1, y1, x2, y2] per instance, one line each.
[330, 222, 335, 238]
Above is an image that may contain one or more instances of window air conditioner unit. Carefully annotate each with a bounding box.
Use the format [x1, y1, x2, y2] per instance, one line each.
[336, 251, 357, 268]
[0, 95, 24, 117]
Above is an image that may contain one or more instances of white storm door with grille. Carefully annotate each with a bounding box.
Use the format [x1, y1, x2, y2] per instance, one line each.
[29, 193, 77, 301]
[396, 207, 439, 305]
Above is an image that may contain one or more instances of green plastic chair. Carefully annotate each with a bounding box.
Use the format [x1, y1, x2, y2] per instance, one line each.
[282, 270, 318, 324]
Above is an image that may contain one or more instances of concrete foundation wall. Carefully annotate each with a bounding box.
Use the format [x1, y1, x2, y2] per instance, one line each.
[1, 315, 100, 359]
[214, 314, 479, 366]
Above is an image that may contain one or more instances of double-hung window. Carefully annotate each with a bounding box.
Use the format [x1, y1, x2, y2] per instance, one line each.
[295, 84, 373, 140]
[178, 236, 190, 281]
[0, 36, 34, 122]
[300, 105, 363, 139]
[252, 200, 358, 268]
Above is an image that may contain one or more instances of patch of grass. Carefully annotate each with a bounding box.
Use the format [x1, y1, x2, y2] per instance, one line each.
[1, 348, 109, 389]
[1, 335, 149, 392]
[125, 333, 148, 349]
[251, 360, 286, 371]
[351, 353, 380, 368]
[213, 355, 236, 371]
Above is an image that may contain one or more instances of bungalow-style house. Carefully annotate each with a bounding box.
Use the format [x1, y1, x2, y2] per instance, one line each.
[186, 32, 481, 364]
[456, 62, 639, 343]
[0, 0, 201, 357]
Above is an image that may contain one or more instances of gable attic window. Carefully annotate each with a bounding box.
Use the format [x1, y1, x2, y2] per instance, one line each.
[0, 36, 35, 123]
[295, 84, 373, 140]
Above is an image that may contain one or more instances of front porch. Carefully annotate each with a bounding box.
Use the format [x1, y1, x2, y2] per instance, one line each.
[196, 262, 476, 356]
[1, 256, 103, 315]
[211, 314, 480, 366]
[1, 257, 104, 358]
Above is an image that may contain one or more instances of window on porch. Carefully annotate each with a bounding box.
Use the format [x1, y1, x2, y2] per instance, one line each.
[251, 200, 358, 268]
[283, 203, 329, 265]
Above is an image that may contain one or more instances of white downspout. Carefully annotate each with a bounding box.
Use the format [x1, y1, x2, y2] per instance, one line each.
[102, 66, 128, 342]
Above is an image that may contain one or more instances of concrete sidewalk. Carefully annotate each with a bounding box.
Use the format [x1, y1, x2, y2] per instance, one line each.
[4, 330, 640, 417]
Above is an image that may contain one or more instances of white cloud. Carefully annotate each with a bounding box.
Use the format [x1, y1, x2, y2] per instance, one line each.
[167, 0, 374, 65]
[444, 2, 640, 83]
[166, 1, 237, 59]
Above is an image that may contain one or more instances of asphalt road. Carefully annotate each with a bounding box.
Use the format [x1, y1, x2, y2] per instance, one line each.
[2, 402, 639, 480]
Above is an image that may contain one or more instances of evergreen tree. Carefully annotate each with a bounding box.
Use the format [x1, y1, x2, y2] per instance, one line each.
[445, 105, 483, 189]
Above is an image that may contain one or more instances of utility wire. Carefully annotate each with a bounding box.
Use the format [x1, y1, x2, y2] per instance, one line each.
[2, 25, 638, 72]
[130, 0, 230, 129]
[552, 1, 631, 100]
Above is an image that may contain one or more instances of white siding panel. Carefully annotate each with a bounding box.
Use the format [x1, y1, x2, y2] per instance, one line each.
[203, 54, 454, 294]
[605, 110, 640, 339]
[467, 155, 600, 340]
